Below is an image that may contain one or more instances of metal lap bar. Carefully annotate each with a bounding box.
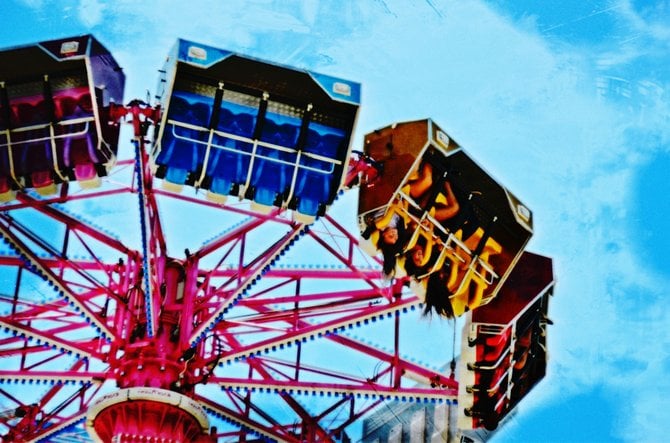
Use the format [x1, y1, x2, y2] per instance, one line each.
[284, 103, 313, 205]
[0, 134, 20, 188]
[0, 82, 10, 127]
[43, 75, 67, 182]
[448, 260, 498, 305]
[467, 343, 511, 371]
[165, 116, 341, 199]
[241, 92, 269, 194]
[5, 123, 59, 184]
[494, 383, 513, 413]
[397, 190, 451, 239]
[251, 142, 299, 167]
[10, 120, 96, 151]
[194, 81, 225, 187]
[248, 138, 299, 205]
[471, 323, 509, 342]
[0, 82, 10, 190]
[467, 364, 512, 395]
[300, 151, 341, 170]
[58, 119, 104, 177]
[167, 119, 209, 135]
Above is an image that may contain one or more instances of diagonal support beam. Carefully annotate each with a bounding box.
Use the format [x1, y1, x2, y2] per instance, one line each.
[0, 221, 116, 339]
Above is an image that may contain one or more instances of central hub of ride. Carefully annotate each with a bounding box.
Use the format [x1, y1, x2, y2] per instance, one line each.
[113, 258, 218, 392]
[91, 258, 219, 442]
[86, 387, 215, 443]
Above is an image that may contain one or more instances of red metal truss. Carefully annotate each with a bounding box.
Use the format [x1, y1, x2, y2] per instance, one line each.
[0, 137, 459, 442]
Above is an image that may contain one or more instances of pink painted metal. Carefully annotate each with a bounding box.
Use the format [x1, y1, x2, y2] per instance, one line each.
[0, 103, 457, 442]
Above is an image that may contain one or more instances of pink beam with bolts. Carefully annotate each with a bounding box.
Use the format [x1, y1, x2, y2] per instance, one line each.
[0, 93, 465, 442]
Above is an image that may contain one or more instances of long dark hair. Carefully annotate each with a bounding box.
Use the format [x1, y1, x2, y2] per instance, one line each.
[422, 264, 455, 318]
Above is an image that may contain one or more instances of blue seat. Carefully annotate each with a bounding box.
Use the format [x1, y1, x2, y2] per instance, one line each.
[157, 92, 212, 185]
[166, 95, 190, 122]
[251, 117, 299, 206]
[319, 133, 345, 157]
[277, 123, 300, 148]
[295, 153, 330, 216]
[219, 106, 256, 138]
[294, 125, 346, 217]
[208, 109, 257, 195]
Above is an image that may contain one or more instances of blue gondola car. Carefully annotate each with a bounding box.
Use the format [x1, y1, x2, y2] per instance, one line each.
[151, 39, 360, 222]
[0, 35, 125, 201]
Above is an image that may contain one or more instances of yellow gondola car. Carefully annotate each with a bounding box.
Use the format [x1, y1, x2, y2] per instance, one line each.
[358, 119, 533, 317]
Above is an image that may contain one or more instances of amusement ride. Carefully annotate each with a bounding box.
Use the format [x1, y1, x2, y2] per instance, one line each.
[0, 35, 554, 442]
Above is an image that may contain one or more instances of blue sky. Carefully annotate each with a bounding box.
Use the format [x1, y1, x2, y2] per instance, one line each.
[1, 1, 669, 442]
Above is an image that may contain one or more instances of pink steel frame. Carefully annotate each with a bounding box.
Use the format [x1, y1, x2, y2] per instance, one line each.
[0, 104, 458, 442]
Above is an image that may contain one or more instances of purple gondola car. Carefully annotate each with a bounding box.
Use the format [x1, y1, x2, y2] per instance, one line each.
[0, 35, 125, 201]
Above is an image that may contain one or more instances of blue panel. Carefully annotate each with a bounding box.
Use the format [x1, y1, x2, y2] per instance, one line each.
[295, 155, 332, 216]
[250, 144, 297, 206]
[157, 90, 214, 183]
[293, 122, 347, 215]
[304, 123, 346, 158]
[260, 112, 300, 147]
[309, 72, 361, 105]
[177, 39, 233, 68]
[208, 98, 259, 189]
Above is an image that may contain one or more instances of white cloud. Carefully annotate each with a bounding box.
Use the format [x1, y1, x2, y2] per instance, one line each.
[3, 0, 670, 441]
[78, 0, 105, 27]
[618, 0, 670, 42]
[98, 0, 670, 405]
